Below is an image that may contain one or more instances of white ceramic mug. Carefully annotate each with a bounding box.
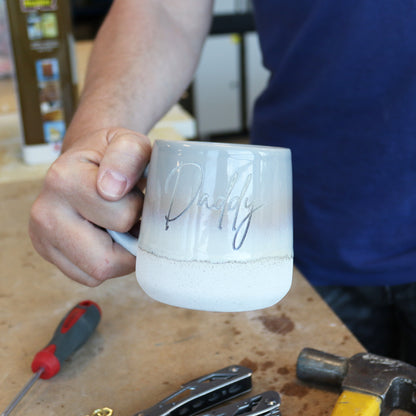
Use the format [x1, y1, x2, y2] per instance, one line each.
[108, 140, 293, 312]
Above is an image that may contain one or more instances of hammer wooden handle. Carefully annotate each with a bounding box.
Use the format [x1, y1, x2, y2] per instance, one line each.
[331, 390, 382, 416]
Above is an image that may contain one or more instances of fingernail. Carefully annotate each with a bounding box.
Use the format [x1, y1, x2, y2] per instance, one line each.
[99, 169, 128, 198]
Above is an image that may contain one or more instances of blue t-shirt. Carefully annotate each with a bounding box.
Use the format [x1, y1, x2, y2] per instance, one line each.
[251, 0, 416, 286]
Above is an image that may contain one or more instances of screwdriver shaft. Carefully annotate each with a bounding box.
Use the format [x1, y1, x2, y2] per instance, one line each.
[1, 369, 43, 416]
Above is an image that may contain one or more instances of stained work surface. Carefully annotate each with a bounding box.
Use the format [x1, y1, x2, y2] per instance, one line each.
[1, 179, 368, 416]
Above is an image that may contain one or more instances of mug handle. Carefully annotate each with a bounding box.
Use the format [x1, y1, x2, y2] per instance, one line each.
[106, 164, 148, 256]
[107, 229, 137, 256]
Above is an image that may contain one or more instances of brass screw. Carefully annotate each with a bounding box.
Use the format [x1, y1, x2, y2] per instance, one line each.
[85, 407, 114, 416]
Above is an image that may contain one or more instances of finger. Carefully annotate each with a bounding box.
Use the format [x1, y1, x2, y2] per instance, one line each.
[30, 192, 135, 285]
[58, 157, 145, 232]
[48, 232, 136, 287]
[97, 128, 151, 201]
[48, 247, 106, 287]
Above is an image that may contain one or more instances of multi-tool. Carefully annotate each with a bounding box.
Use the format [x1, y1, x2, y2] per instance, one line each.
[86, 365, 281, 416]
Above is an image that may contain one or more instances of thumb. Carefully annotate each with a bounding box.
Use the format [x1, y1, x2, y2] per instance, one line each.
[97, 128, 151, 201]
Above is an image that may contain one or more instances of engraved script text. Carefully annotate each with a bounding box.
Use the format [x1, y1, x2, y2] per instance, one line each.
[164, 163, 263, 250]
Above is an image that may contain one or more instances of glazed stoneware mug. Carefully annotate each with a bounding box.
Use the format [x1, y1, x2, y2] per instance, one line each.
[108, 139, 293, 312]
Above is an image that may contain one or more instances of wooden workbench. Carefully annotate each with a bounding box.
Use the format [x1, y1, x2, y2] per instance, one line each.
[0, 178, 367, 416]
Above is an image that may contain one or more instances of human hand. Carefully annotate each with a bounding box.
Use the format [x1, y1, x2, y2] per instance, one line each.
[29, 127, 151, 286]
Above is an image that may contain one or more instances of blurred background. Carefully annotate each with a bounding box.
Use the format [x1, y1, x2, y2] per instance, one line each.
[0, 0, 269, 145]
[70, 0, 268, 142]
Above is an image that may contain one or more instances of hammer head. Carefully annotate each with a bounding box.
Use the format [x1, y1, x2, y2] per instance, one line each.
[296, 348, 416, 415]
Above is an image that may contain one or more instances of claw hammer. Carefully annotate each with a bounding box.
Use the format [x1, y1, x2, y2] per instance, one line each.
[296, 348, 416, 416]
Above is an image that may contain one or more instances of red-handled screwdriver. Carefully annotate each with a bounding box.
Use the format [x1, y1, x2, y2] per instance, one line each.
[1, 300, 101, 416]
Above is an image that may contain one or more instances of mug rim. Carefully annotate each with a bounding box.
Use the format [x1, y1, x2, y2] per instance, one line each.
[154, 139, 291, 154]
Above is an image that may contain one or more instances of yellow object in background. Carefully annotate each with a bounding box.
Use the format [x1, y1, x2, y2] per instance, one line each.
[230, 33, 241, 44]
[22, 0, 55, 8]
[40, 12, 58, 38]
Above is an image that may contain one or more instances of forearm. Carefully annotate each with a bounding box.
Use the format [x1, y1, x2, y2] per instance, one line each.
[63, 0, 213, 150]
